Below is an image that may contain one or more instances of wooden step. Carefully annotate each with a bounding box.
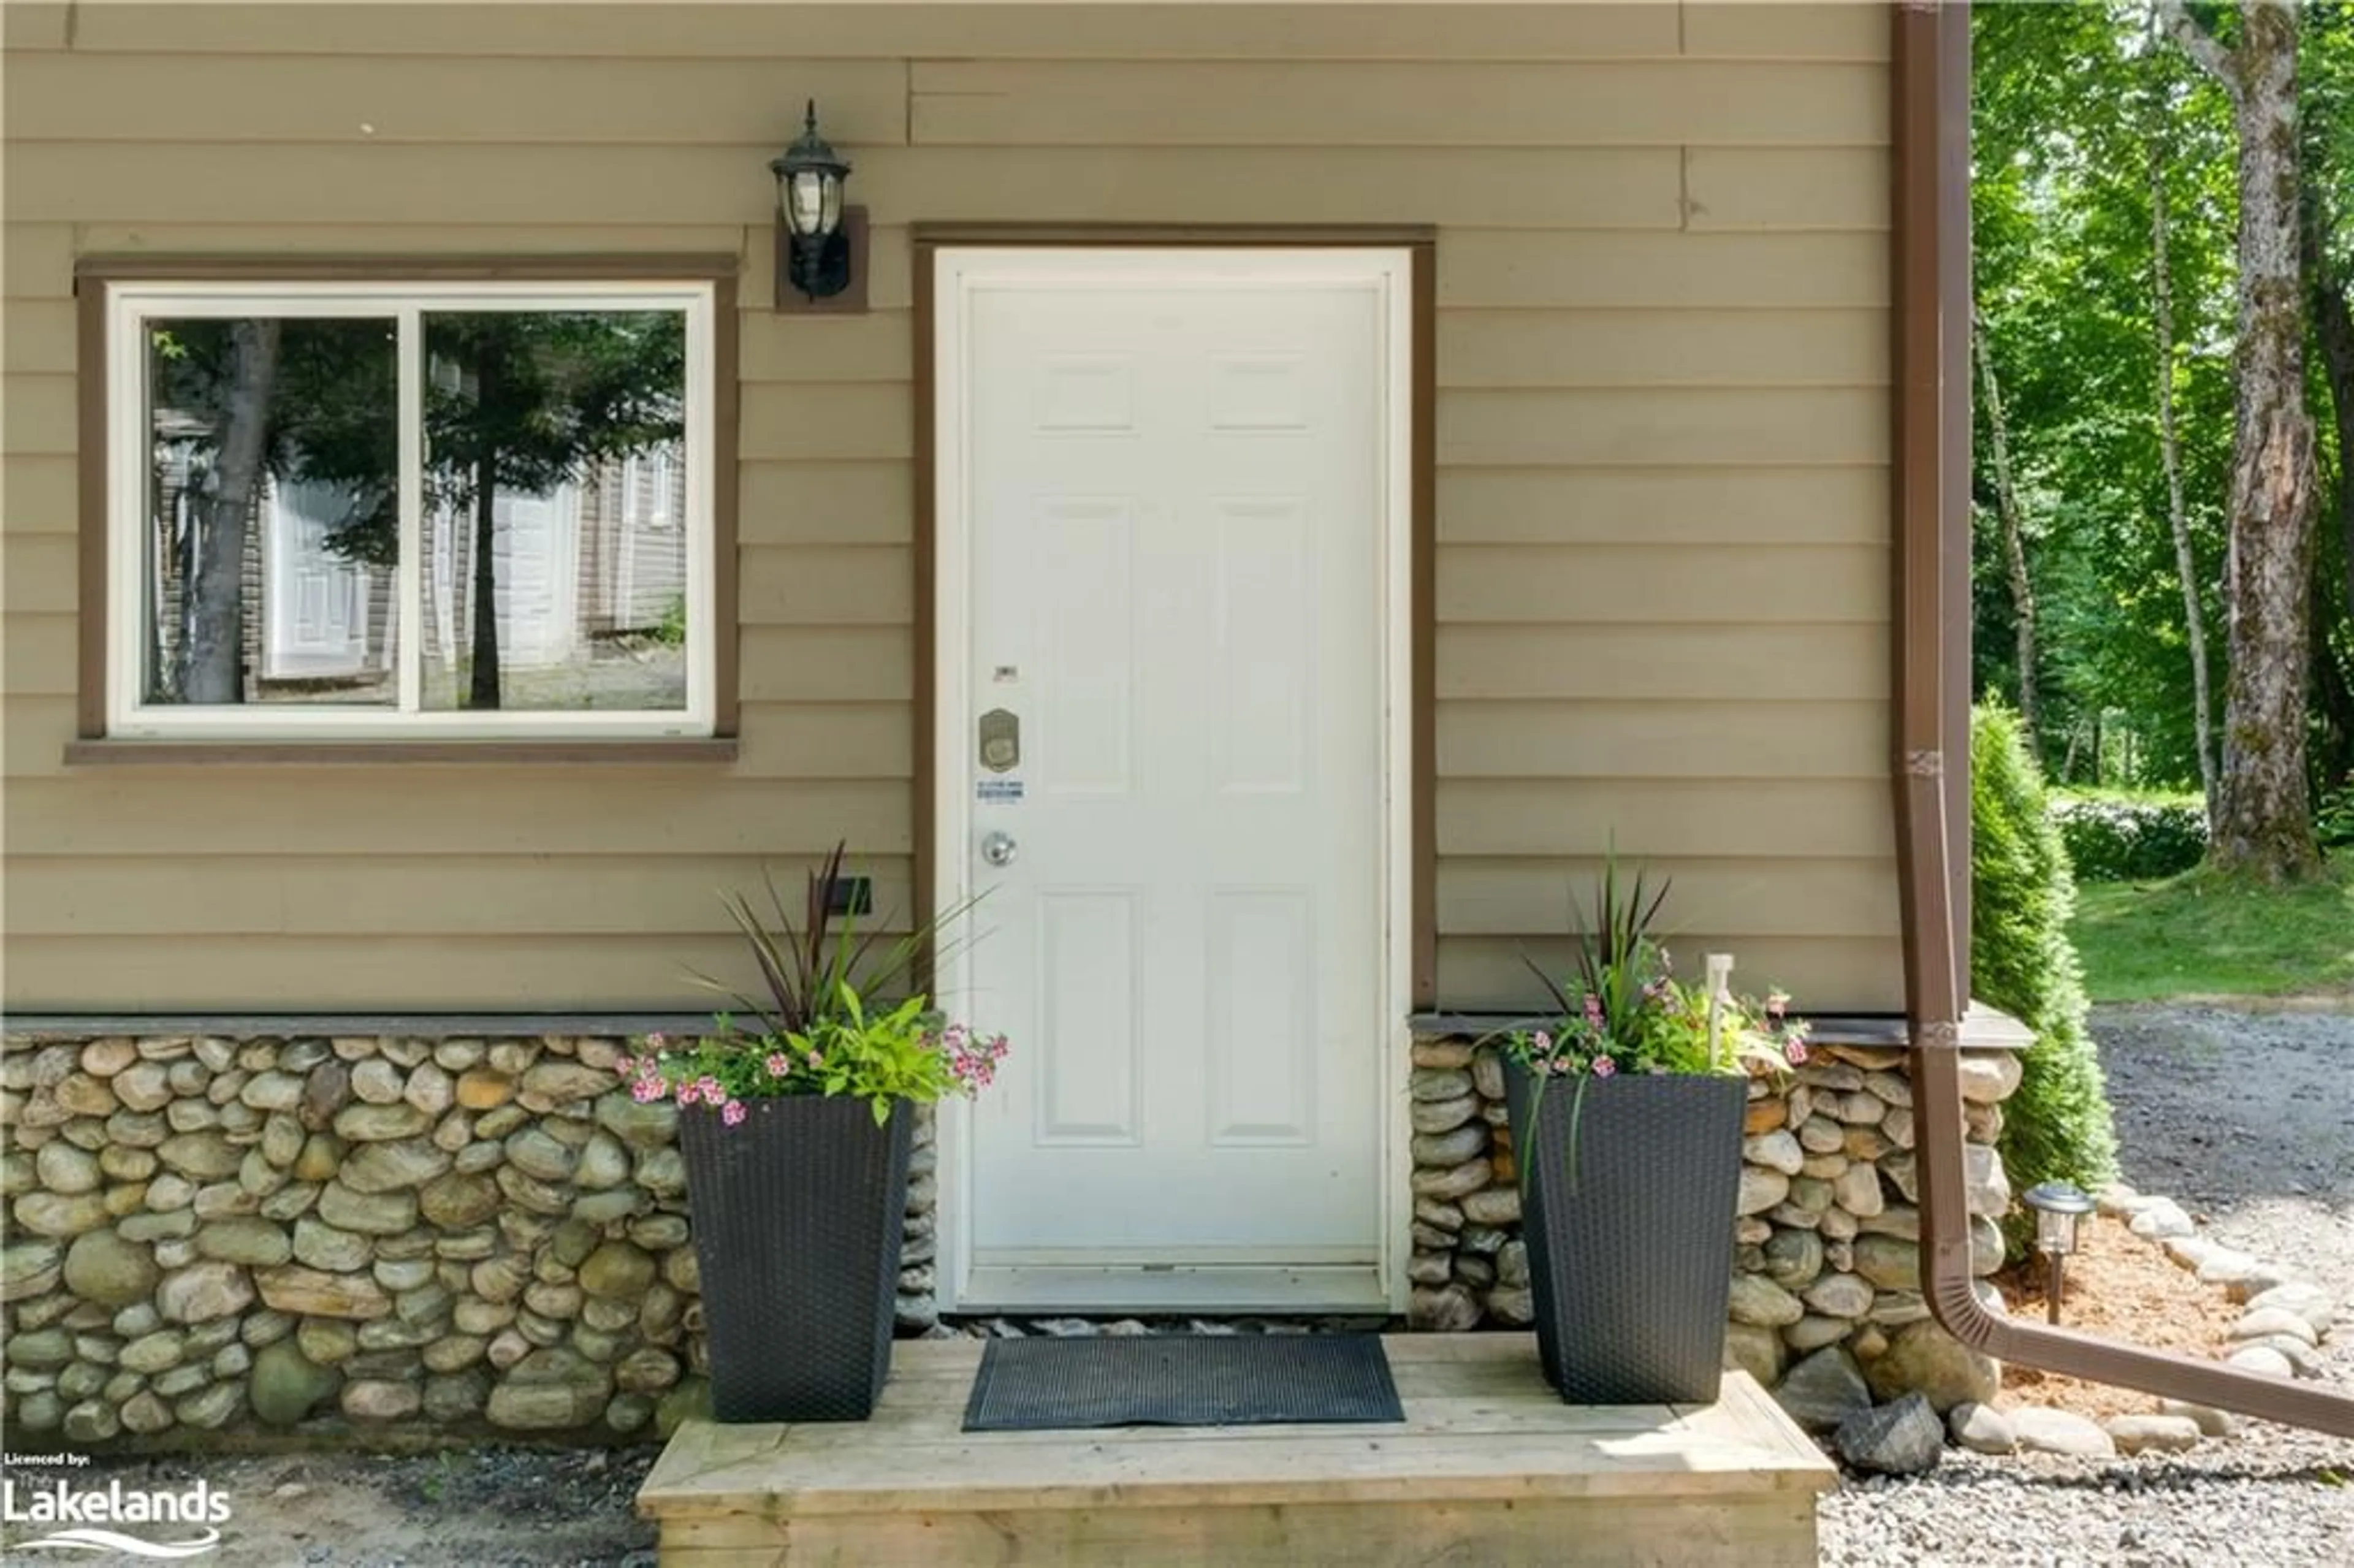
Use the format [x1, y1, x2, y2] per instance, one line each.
[637, 1333, 1838, 1566]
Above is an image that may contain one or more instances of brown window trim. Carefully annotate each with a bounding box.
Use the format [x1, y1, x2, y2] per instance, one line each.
[910, 224, 1438, 1008]
[72, 253, 742, 752]
[61, 739, 739, 767]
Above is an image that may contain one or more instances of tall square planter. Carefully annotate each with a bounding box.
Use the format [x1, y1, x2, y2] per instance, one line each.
[677, 1095, 915, 1422]
[1503, 1063, 1746, 1404]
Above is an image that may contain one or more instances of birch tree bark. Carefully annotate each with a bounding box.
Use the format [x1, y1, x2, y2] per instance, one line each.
[2148, 105, 2219, 823]
[2158, 0, 2322, 880]
[1972, 313, 2041, 753]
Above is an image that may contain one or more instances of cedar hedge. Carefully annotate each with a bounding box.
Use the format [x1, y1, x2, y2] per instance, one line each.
[1972, 706, 2120, 1257]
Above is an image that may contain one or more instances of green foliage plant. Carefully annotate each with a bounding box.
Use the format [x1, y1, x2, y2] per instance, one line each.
[1488, 856, 1808, 1195]
[2049, 790, 2210, 880]
[622, 843, 1007, 1126]
[1971, 705, 2120, 1256]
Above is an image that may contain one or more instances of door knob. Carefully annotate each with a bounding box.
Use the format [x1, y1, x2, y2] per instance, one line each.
[981, 831, 1018, 867]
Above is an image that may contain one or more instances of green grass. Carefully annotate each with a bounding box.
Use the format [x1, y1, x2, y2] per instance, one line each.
[2068, 858, 2354, 1002]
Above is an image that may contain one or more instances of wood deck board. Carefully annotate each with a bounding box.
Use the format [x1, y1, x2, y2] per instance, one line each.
[641, 1334, 1835, 1523]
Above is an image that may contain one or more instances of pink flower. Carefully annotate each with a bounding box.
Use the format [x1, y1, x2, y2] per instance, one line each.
[766, 1053, 791, 1078]
[1531, 1030, 1554, 1054]
[674, 1081, 699, 1106]
[614, 1055, 636, 1077]
[696, 1076, 722, 1102]
[645, 1032, 668, 1049]
[1783, 1038, 1809, 1066]
[630, 1077, 665, 1103]
[1592, 1056, 1617, 1078]
[722, 1099, 747, 1127]
[1582, 994, 1604, 1027]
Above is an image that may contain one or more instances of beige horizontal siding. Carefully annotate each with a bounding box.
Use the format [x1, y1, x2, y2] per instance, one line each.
[1437, 702, 1887, 781]
[2, 935, 872, 1013]
[908, 61, 1887, 147]
[1438, 625, 1890, 701]
[1437, 310, 1886, 389]
[57, 5, 1691, 62]
[1438, 544, 1887, 625]
[1435, 469, 1892, 546]
[2, 2, 1902, 1016]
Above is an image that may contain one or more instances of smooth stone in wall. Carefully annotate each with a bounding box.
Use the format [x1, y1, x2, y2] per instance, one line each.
[1737, 1168, 1790, 1217]
[1865, 1318, 2000, 1412]
[1773, 1345, 1872, 1433]
[318, 1182, 419, 1236]
[487, 1346, 612, 1430]
[1784, 1314, 1856, 1353]
[1460, 1187, 1520, 1226]
[593, 1095, 674, 1148]
[1965, 1143, 2010, 1217]
[1723, 1322, 1786, 1390]
[1407, 1251, 1453, 1287]
[1800, 1152, 1850, 1181]
[1763, 1227, 1826, 1290]
[196, 1179, 261, 1219]
[341, 1139, 452, 1195]
[635, 1148, 687, 1198]
[1411, 1040, 1474, 1070]
[254, 1265, 392, 1321]
[175, 1382, 244, 1430]
[1800, 1116, 1850, 1152]
[1957, 1052, 2022, 1103]
[1729, 1274, 1805, 1329]
[1411, 1095, 1480, 1135]
[294, 1322, 356, 1369]
[335, 1103, 433, 1142]
[342, 1379, 423, 1421]
[349, 1059, 405, 1106]
[1470, 1051, 1506, 1101]
[1410, 1123, 1488, 1167]
[10, 1328, 75, 1370]
[153, 1363, 211, 1398]
[1484, 1285, 1534, 1325]
[55, 1073, 119, 1117]
[292, 1217, 371, 1273]
[519, 1062, 611, 1106]
[1411, 1223, 1454, 1251]
[1832, 1162, 1885, 1219]
[197, 1217, 294, 1268]
[1409, 1068, 1474, 1102]
[156, 1262, 255, 1324]
[1411, 1159, 1493, 1201]
[1743, 1130, 1804, 1175]
[571, 1189, 640, 1225]
[1408, 1284, 1482, 1333]
[35, 1141, 102, 1195]
[574, 1133, 631, 1190]
[293, 1133, 345, 1184]
[62, 1230, 159, 1306]
[241, 1072, 305, 1113]
[15, 1191, 111, 1238]
[1802, 1271, 1875, 1322]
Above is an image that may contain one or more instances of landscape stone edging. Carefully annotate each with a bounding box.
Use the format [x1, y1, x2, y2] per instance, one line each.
[1, 1031, 940, 1446]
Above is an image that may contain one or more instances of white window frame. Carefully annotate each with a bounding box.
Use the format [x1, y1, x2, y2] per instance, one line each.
[105, 278, 717, 739]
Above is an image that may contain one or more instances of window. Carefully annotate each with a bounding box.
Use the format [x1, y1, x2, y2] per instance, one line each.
[104, 280, 716, 739]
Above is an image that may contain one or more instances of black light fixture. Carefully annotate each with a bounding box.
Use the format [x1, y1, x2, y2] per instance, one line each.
[771, 100, 857, 306]
[2022, 1180, 2096, 1324]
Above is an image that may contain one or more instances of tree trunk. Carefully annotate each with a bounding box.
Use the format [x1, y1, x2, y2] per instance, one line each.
[467, 359, 503, 710]
[2163, 0, 2322, 880]
[1971, 314, 2040, 753]
[2149, 124, 2219, 824]
[183, 319, 280, 705]
[2308, 201, 2354, 636]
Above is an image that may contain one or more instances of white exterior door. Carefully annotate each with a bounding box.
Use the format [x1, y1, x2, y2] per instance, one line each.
[262, 479, 371, 679]
[935, 249, 1412, 1313]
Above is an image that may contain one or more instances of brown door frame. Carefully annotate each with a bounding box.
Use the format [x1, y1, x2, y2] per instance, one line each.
[910, 224, 1438, 1010]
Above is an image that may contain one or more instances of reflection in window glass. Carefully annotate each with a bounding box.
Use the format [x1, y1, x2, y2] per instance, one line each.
[143, 318, 397, 706]
[419, 310, 689, 714]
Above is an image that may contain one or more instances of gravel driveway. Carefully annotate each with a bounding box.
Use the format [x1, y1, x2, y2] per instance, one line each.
[1820, 1002, 2354, 1568]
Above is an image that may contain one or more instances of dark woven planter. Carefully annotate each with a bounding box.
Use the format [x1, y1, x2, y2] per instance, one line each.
[1503, 1063, 1746, 1404]
[676, 1095, 914, 1422]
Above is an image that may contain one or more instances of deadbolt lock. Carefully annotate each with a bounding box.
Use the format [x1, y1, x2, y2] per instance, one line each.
[979, 708, 1019, 773]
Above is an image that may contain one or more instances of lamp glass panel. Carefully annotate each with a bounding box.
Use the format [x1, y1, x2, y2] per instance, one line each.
[788, 170, 827, 235]
[820, 174, 844, 234]
[2034, 1206, 2076, 1255]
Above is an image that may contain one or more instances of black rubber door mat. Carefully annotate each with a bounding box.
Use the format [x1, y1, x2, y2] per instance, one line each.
[961, 1333, 1405, 1432]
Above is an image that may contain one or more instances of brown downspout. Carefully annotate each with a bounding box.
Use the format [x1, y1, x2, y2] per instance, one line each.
[1892, 0, 2354, 1438]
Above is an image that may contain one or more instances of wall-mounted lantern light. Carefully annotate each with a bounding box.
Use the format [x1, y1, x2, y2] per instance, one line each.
[770, 100, 865, 311]
[2022, 1180, 2095, 1325]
